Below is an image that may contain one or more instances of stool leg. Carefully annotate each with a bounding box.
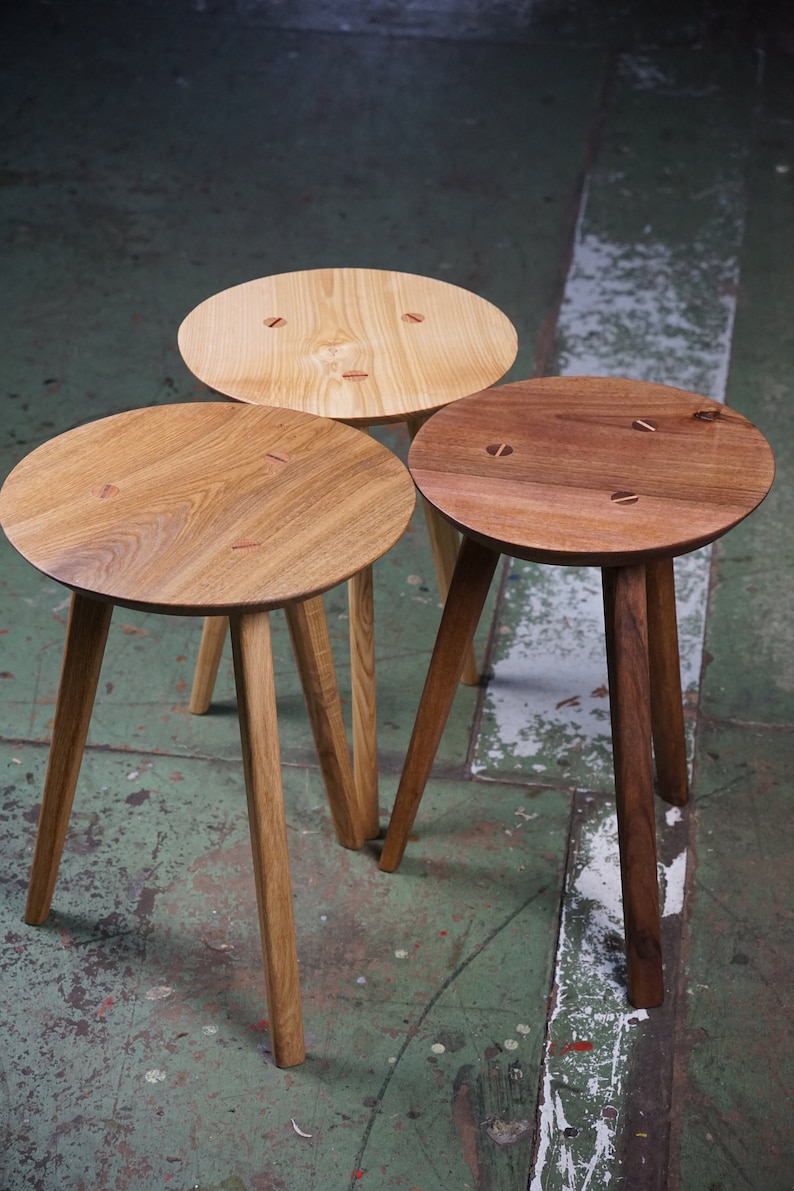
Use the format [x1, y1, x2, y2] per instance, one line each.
[348, 566, 380, 839]
[407, 416, 480, 687]
[646, 558, 689, 807]
[602, 566, 664, 1009]
[25, 593, 113, 925]
[284, 595, 363, 850]
[230, 610, 305, 1068]
[422, 503, 481, 686]
[189, 615, 229, 714]
[380, 536, 500, 873]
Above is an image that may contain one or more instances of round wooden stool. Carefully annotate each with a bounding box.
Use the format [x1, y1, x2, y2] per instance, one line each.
[379, 376, 775, 1010]
[0, 402, 415, 1068]
[178, 268, 518, 832]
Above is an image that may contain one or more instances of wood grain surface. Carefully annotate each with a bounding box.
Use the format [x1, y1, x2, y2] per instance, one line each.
[177, 267, 518, 425]
[230, 609, 306, 1067]
[602, 564, 664, 1009]
[408, 376, 775, 566]
[0, 403, 416, 614]
[24, 593, 114, 925]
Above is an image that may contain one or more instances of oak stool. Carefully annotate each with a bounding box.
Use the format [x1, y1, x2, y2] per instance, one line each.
[379, 376, 775, 1009]
[177, 268, 517, 832]
[0, 402, 415, 1067]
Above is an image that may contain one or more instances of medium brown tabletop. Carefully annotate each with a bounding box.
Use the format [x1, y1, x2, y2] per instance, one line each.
[382, 375, 775, 1011]
[408, 376, 776, 566]
[0, 402, 416, 614]
[177, 267, 518, 425]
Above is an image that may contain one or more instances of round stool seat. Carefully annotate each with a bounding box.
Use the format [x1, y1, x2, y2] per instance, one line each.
[0, 402, 415, 613]
[0, 402, 415, 1069]
[177, 267, 518, 425]
[381, 375, 774, 1013]
[177, 267, 518, 817]
[408, 376, 775, 566]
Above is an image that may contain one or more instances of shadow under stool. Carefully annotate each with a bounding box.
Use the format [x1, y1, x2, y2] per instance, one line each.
[177, 267, 518, 833]
[0, 402, 415, 1067]
[379, 376, 775, 1009]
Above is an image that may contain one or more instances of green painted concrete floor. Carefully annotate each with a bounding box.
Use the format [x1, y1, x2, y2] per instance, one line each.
[1, 2, 793, 1188]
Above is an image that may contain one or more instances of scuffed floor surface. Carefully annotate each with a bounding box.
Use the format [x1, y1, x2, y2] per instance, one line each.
[1, 1, 793, 1188]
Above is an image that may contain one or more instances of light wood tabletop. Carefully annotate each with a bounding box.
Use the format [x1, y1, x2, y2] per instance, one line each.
[0, 401, 417, 1068]
[177, 267, 518, 425]
[0, 402, 416, 614]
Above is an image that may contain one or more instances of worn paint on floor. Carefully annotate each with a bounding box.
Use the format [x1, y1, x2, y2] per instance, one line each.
[476, 43, 758, 787]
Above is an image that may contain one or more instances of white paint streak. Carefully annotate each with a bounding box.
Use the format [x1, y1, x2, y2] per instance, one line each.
[486, 45, 750, 1191]
[581, 1116, 616, 1190]
[556, 230, 739, 392]
[478, 114, 743, 786]
[661, 850, 688, 917]
[532, 810, 652, 1190]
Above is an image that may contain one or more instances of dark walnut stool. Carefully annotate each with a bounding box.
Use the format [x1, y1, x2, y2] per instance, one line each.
[0, 402, 415, 1067]
[379, 376, 775, 1009]
[178, 267, 517, 833]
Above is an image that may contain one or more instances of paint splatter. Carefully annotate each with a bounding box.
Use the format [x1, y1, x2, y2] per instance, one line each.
[144, 1069, 166, 1083]
[662, 850, 687, 917]
[560, 1040, 593, 1056]
[145, 985, 173, 1001]
[97, 996, 113, 1018]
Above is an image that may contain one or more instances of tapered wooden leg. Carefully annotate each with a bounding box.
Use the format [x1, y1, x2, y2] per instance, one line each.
[230, 610, 304, 1068]
[348, 567, 380, 839]
[646, 558, 689, 807]
[422, 502, 481, 685]
[407, 416, 479, 687]
[602, 565, 664, 1010]
[284, 595, 363, 850]
[380, 536, 500, 873]
[25, 593, 114, 925]
[189, 615, 229, 714]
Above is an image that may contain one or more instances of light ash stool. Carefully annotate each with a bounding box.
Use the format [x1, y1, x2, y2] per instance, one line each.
[177, 267, 517, 834]
[379, 376, 774, 1009]
[0, 402, 415, 1067]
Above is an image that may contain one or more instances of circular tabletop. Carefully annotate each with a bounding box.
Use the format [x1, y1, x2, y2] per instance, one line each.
[0, 404, 416, 614]
[408, 377, 775, 567]
[177, 268, 518, 425]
